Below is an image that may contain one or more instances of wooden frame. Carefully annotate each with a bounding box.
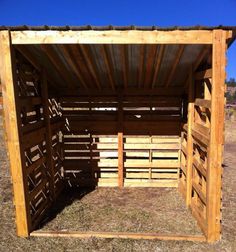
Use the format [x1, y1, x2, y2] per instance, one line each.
[0, 28, 233, 242]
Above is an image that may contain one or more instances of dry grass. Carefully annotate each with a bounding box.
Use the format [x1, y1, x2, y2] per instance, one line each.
[0, 116, 236, 251]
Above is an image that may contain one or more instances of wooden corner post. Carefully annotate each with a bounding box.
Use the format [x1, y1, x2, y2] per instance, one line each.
[0, 31, 31, 237]
[206, 30, 226, 242]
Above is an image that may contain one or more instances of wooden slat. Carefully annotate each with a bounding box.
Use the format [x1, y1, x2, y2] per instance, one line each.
[206, 30, 226, 242]
[194, 69, 212, 80]
[185, 46, 210, 88]
[11, 30, 213, 44]
[41, 70, 56, 200]
[101, 45, 116, 90]
[57, 87, 185, 96]
[195, 99, 211, 109]
[191, 201, 207, 235]
[29, 180, 47, 201]
[59, 45, 88, 89]
[193, 157, 207, 178]
[14, 45, 61, 89]
[192, 181, 206, 205]
[30, 230, 206, 241]
[78, 44, 101, 89]
[186, 67, 194, 206]
[152, 45, 165, 88]
[0, 31, 31, 237]
[124, 179, 178, 187]
[165, 45, 185, 87]
[192, 127, 209, 147]
[41, 45, 76, 89]
[118, 95, 124, 188]
[26, 156, 46, 175]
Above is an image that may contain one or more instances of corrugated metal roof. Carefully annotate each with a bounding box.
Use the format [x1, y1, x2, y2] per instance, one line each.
[0, 25, 236, 31]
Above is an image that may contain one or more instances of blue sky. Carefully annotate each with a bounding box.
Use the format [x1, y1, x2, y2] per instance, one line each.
[0, 0, 235, 79]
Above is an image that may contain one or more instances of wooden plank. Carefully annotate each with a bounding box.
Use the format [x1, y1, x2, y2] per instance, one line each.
[11, 30, 213, 44]
[15, 45, 62, 89]
[118, 95, 124, 188]
[78, 45, 101, 89]
[191, 201, 207, 235]
[41, 70, 56, 200]
[59, 45, 88, 89]
[192, 181, 206, 205]
[30, 230, 206, 241]
[124, 179, 178, 187]
[186, 67, 194, 206]
[206, 30, 226, 242]
[0, 31, 31, 237]
[58, 87, 185, 96]
[152, 45, 165, 88]
[193, 157, 207, 178]
[41, 45, 76, 89]
[195, 99, 211, 109]
[101, 45, 116, 90]
[191, 127, 209, 147]
[165, 45, 185, 87]
[194, 69, 212, 80]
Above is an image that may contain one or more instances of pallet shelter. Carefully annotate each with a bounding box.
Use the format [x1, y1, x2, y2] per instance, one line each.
[0, 25, 236, 242]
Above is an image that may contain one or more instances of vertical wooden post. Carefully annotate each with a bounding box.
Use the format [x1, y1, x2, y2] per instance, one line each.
[0, 31, 31, 237]
[186, 67, 194, 206]
[41, 70, 56, 200]
[118, 93, 124, 188]
[206, 30, 226, 242]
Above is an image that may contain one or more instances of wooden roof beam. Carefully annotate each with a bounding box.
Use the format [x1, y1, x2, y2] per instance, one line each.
[59, 45, 88, 89]
[185, 46, 211, 88]
[41, 45, 78, 89]
[78, 45, 101, 89]
[14, 45, 62, 89]
[120, 45, 128, 89]
[11, 30, 213, 44]
[152, 45, 165, 88]
[138, 45, 145, 88]
[165, 45, 185, 87]
[100, 45, 116, 91]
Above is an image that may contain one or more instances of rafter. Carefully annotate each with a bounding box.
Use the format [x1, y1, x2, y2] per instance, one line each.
[100, 45, 116, 90]
[165, 45, 185, 87]
[78, 44, 101, 89]
[152, 45, 165, 88]
[15, 45, 62, 89]
[59, 45, 88, 89]
[184, 46, 210, 88]
[144, 45, 158, 88]
[138, 45, 145, 88]
[120, 45, 128, 88]
[41, 45, 77, 89]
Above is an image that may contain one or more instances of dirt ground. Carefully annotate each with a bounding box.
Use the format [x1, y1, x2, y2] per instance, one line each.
[0, 116, 236, 252]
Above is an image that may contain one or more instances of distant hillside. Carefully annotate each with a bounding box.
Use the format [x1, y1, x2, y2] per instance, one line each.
[226, 78, 236, 104]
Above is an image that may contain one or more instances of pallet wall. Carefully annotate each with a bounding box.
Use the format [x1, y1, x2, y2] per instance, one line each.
[179, 63, 223, 239]
[14, 50, 64, 229]
[60, 94, 182, 187]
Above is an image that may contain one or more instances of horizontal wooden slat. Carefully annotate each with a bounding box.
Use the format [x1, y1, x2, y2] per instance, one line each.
[29, 180, 47, 201]
[11, 30, 213, 44]
[195, 99, 211, 109]
[192, 181, 206, 205]
[124, 179, 178, 187]
[192, 128, 209, 146]
[191, 201, 207, 235]
[194, 68, 212, 80]
[193, 157, 207, 178]
[26, 156, 46, 175]
[30, 230, 207, 241]
[193, 123, 210, 137]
